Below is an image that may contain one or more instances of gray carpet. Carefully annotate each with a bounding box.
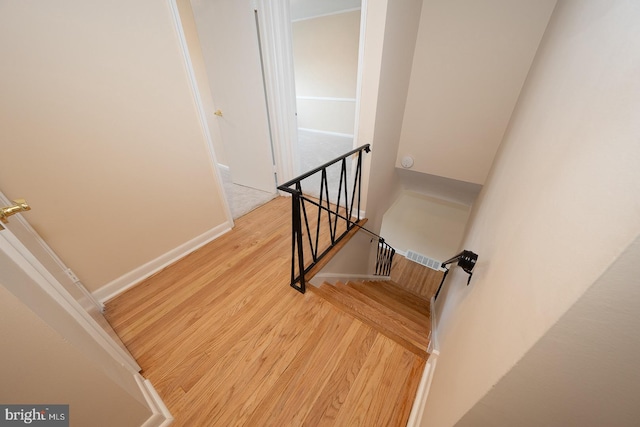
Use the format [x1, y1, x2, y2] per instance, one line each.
[220, 168, 277, 219]
[296, 130, 354, 205]
[220, 130, 355, 219]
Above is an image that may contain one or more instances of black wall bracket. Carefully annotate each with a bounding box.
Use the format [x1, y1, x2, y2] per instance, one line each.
[434, 250, 478, 301]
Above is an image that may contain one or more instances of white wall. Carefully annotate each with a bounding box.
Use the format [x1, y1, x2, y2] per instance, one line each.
[0, 285, 151, 426]
[421, 1, 640, 425]
[0, 0, 229, 292]
[455, 236, 640, 426]
[397, 0, 556, 185]
[381, 191, 470, 262]
[292, 10, 360, 135]
[177, 0, 228, 166]
[319, 0, 424, 275]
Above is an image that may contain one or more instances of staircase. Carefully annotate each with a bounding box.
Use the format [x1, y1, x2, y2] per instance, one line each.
[309, 279, 431, 360]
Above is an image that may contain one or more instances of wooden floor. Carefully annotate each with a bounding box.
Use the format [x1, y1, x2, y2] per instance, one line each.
[105, 197, 426, 426]
[391, 256, 444, 300]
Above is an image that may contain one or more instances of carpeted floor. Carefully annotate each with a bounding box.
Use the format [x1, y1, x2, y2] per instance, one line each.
[296, 129, 354, 204]
[220, 130, 355, 219]
[220, 167, 277, 219]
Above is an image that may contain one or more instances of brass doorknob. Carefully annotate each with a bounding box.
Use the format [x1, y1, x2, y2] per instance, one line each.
[0, 199, 31, 224]
[214, 109, 223, 117]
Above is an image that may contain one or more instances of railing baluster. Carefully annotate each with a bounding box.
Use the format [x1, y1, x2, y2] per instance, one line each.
[292, 192, 305, 293]
[278, 144, 395, 293]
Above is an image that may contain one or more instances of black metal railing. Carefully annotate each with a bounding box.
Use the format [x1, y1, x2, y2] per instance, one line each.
[375, 238, 395, 276]
[434, 250, 478, 301]
[278, 144, 396, 293]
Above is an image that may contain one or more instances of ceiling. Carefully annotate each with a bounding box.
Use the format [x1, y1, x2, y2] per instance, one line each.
[289, 0, 361, 21]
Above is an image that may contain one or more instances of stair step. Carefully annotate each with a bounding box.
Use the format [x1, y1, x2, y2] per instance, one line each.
[345, 281, 429, 327]
[359, 279, 431, 317]
[336, 282, 428, 336]
[309, 282, 429, 359]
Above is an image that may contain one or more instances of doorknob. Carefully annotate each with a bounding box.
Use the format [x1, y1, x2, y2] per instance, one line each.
[0, 199, 31, 224]
[214, 109, 223, 117]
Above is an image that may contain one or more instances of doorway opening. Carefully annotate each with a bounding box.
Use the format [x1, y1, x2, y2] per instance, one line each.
[288, 0, 363, 204]
[179, 0, 278, 220]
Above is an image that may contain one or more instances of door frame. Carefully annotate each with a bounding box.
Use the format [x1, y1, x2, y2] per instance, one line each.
[0, 230, 172, 425]
[254, 0, 300, 182]
[0, 223, 141, 373]
[171, 0, 368, 195]
[171, 0, 299, 198]
[169, 0, 235, 225]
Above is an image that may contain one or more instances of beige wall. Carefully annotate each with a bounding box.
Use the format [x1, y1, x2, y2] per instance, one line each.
[177, 0, 228, 166]
[422, 1, 640, 425]
[322, 0, 424, 275]
[0, 285, 151, 426]
[0, 0, 229, 291]
[455, 236, 640, 426]
[397, 0, 556, 185]
[381, 192, 470, 262]
[295, 98, 356, 135]
[292, 11, 360, 134]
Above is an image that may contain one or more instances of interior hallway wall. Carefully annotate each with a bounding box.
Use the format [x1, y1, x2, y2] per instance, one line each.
[321, 0, 424, 275]
[380, 191, 470, 262]
[455, 236, 640, 426]
[422, 1, 640, 425]
[0, 0, 229, 292]
[397, 0, 556, 185]
[292, 10, 360, 135]
[177, 0, 228, 166]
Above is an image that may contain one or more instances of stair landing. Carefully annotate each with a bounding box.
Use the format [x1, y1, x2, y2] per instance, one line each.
[309, 280, 431, 359]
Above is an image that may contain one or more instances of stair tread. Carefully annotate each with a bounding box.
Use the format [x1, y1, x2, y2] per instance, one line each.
[309, 283, 429, 359]
[359, 280, 431, 317]
[345, 281, 429, 327]
[336, 282, 428, 335]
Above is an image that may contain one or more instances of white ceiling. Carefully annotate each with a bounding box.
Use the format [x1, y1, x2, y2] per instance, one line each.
[289, 0, 361, 21]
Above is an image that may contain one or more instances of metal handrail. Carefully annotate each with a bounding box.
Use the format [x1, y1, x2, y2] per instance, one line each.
[278, 144, 395, 293]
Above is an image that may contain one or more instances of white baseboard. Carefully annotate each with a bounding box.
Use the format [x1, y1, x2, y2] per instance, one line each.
[297, 127, 354, 139]
[136, 374, 173, 427]
[407, 296, 440, 427]
[94, 222, 232, 304]
[406, 353, 438, 427]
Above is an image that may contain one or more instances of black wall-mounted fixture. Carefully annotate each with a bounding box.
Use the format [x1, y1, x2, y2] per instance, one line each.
[434, 250, 478, 301]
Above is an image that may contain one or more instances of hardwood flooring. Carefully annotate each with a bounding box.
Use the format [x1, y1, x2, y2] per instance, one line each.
[105, 197, 425, 426]
[391, 255, 445, 300]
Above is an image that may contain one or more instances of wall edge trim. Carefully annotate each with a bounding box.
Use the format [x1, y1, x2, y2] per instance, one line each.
[407, 296, 440, 427]
[137, 375, 174, 427]
[298, 127, 354, 139]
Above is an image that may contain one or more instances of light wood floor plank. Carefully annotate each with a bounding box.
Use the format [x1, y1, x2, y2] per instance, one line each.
[361, 347, 416, 426]
[245, 305, 363, 426]
[302, 325, 379, 427]
[104, 197, 426, 426]
[391, 255, 445, 299]
[332, 334, 398, 427]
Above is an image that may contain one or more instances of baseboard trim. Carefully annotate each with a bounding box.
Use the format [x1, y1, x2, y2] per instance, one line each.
[94, 222, 232, 304]
[297, 127, 354, 139]
[407, 296, 440, 427]
[406, 353, 438, 427]
[427, 296, 439, 353]
[137, 374, 173, 427]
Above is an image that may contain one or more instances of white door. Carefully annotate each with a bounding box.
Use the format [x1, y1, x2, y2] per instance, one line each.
[0, 192, 140, 371]
[192, 0, 277, 193]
